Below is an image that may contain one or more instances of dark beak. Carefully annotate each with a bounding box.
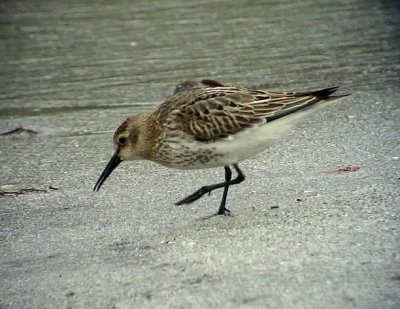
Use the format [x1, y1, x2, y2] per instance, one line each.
[93, 153, 122, 191]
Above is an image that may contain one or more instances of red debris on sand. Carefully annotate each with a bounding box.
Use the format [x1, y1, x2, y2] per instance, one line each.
[336, 165, 360, 173]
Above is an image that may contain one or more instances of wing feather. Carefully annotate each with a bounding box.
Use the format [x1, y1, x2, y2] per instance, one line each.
[154, 86, 340, 141]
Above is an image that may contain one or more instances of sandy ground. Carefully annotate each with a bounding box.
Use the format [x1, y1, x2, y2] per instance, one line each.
[1, 1, 399, 308]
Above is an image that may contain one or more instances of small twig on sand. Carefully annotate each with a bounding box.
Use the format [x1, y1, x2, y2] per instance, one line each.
[0, 126, 38, 136]
[0, 187, 48, 197]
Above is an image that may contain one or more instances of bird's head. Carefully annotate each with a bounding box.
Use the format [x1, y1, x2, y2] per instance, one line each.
[93, 114, 150, 191]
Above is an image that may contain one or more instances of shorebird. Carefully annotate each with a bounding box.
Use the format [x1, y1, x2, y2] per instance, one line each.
[173, 79, 225, 94]
[94, 85, 348, 215]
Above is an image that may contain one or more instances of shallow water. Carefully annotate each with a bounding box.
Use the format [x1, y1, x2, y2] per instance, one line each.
[1, 0, 399, 116]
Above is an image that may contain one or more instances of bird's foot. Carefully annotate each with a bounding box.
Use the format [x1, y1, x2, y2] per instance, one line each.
[200, 208, 232, 220]
[217, 207, 231, 216]
[175, 185, 215, 205]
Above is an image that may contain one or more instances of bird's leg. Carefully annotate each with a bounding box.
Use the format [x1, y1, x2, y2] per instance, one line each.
[175, 164, 245, 206]
[217, 165, 232, 215]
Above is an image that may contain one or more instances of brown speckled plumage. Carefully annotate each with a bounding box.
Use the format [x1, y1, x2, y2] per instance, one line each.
[94, 84, 348, 215]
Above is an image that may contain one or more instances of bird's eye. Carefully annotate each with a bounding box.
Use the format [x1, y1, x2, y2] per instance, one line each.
[118, 136, 127, 145]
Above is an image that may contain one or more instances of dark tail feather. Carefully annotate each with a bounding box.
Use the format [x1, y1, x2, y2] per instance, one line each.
[310, 86, 339, 97]
[298, 86, 350, 101]
[265, 86, 349, 123]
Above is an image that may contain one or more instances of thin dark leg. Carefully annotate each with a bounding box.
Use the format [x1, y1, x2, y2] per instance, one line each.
[217, 166, 232, 215]
[175, 164, 245, 207]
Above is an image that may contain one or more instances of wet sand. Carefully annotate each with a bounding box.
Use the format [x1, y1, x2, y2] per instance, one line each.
[1, 1, 399, 308]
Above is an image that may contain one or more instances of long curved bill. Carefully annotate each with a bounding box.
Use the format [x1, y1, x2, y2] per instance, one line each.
[93, 153, 122, 191]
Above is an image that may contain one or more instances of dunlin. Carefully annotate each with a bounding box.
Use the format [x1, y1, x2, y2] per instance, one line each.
[173, 79, 225, 94]
[94, 85, 348, 215]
